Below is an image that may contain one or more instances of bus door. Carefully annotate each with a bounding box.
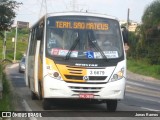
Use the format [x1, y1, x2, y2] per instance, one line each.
[28, 26, 43, 97]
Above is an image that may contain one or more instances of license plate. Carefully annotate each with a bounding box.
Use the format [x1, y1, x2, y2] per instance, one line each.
[79, 94, 94, 99]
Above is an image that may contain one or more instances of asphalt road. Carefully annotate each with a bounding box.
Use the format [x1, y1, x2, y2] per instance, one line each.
[5, 63, 160, 120]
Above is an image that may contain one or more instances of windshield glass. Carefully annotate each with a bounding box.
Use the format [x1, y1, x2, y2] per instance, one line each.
[46, 16, 123, 59]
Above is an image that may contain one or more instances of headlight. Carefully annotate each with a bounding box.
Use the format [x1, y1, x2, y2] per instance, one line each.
[111, 68, 124, 82]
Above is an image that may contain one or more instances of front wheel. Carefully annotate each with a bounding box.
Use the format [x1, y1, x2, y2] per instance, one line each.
[106, 100, 117, 112]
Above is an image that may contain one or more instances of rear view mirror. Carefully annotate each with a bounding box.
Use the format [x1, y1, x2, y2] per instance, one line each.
[36, 27, 43, 40]
[121, 27, 128, 44]
[36, 28, 43, 40]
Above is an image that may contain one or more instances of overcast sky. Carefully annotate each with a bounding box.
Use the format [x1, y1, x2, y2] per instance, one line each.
[14, 0, 155, 26]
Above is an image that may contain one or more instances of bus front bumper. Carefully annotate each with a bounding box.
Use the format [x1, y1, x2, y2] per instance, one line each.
[43, 76, 126, 100]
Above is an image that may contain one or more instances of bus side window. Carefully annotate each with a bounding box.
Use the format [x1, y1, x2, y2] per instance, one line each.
[39, 25, 44, 59]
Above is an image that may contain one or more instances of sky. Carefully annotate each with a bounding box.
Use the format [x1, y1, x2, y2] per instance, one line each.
[14, 0, 155, 26]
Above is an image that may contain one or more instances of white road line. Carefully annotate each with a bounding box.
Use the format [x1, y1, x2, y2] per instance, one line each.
[141, 107, 160, 111]
[126, 81, 145, 87]
[126, 85, 131, 88]
[126, 81, 160, 91]
[125, 93, 160, 103]
[12, 76, 24, 79]
[22, 100, 37, 120]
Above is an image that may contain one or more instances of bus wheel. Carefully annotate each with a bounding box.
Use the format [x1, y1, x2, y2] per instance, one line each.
[31, 91, 38, 100]
[42, 99, 51, 110]
[106, 100, 117, 112]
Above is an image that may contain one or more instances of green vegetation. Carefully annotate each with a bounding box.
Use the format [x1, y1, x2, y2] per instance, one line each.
[0, 63, 14, 111]
[0, 27, 28, 113]
[127, 0, 160, 80]
[0, 28, 29, 61]
[127, 59, 160, 80]
[128, 0, 160, 65]
[0, 0, 22, 37]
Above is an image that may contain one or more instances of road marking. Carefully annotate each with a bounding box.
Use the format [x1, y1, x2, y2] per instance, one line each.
[126, 81, 145, 87]
[126, 85, 131, 88]
[141, 107, 160, 111]
[22, 100, 37, 120]
[12, 76, 24, 79]
[127, 80, 160, 91]
[125, 92, 160, 103]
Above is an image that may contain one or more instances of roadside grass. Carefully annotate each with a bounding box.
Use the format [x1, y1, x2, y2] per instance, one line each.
[6, 41, 28, 60]
[127, 58, 160, 80]
[0, 63, 14, 111]
[0, 28, 28, 61]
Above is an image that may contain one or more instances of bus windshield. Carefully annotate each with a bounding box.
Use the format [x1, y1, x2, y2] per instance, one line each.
[46, 16, 123, 59]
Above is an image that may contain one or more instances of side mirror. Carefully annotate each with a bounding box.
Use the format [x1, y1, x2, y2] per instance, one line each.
[121, 27, 129, 44]
[36, 28, 43, 40]
[121, 27, 129, 51]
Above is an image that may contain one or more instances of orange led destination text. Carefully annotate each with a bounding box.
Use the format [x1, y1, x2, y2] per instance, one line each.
[56, 21, 108, 30]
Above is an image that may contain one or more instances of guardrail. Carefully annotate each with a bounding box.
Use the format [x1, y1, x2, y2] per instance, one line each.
[0, 59, 12, 99]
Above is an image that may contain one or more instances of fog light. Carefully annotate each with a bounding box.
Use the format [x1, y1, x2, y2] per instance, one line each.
[53, 72, 59, 77]
[112, 74, 118, 81]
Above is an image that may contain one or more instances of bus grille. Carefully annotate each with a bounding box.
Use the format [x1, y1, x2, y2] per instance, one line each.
[63, 66, 108, 84]
[69, 86, 103, 93]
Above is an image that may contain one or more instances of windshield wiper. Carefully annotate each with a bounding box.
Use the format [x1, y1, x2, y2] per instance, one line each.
[88, 32, 108, 61]
[65, 36, 80, 60]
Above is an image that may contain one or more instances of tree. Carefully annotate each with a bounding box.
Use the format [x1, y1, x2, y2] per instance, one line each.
[136, 0, 160, 64]
[0, 0, 22, 37]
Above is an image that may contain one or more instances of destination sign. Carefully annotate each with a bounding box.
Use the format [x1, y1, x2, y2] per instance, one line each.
[55, 21, 109, 30]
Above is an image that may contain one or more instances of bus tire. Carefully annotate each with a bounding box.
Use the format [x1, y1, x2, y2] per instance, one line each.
[31, 91, 38, 100]
[42, 99, 51, 110]
[106, 100, 117, 112]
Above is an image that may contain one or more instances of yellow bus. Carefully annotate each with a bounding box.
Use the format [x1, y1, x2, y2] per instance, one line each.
[25, 12, 127, 111]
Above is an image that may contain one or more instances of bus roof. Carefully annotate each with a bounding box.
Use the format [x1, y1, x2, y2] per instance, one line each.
[47, 11, 118, 20]
[30, 11, 119, 28]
